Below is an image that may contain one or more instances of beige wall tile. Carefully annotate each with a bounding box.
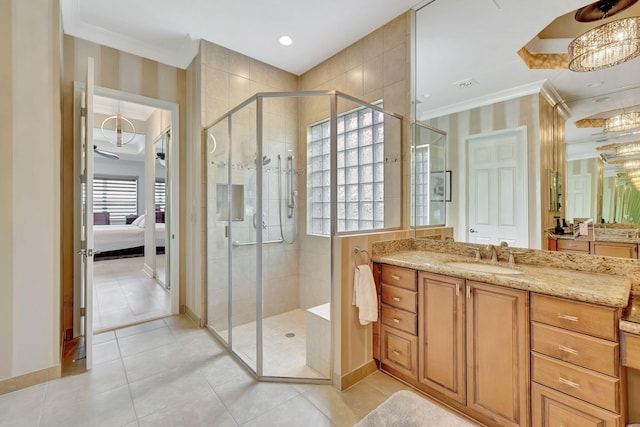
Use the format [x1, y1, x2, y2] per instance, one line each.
[383, 44, 406, 87]
[363, 56, 383, 95]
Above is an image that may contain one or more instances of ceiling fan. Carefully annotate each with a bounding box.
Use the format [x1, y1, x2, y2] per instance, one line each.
[93, 145, 119, 160]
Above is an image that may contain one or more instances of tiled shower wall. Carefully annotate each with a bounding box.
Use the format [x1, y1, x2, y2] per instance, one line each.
[200, 41, 301, 327]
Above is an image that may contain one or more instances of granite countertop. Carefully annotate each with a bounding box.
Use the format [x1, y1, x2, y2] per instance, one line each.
[373, 250, 631, 308]
[621, 294, 640, 334]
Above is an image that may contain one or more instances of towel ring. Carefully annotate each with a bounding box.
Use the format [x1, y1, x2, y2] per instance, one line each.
[354, 247, 370, 271]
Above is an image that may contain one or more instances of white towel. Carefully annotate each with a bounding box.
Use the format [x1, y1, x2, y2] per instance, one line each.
[352, 264, 378, 325]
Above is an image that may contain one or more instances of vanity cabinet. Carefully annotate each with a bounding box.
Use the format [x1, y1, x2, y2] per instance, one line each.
[415, 271, 529, 426]
[549, 238, 639, 259]
[531, 294, 623, 426]
[591, 242, 638, 259]
[555, 239, 590, 254]
[379, 265, 418, 379]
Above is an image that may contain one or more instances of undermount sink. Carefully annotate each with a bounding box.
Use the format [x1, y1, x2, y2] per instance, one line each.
[445, 262, 523, 275]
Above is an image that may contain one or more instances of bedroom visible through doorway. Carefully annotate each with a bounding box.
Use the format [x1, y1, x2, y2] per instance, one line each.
[86, 91, 176, 333]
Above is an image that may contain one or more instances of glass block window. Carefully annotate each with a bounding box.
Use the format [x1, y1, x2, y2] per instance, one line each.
[308, 103, 384, 235]
[93, 176, 138, 225]
[412, 145, 430, 225]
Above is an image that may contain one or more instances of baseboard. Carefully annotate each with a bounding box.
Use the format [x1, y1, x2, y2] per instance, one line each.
[340, 359, 378, 391]
[142, 263, 154, 278]
[0, 365, 61, 396]
[184, 305, 202, 327]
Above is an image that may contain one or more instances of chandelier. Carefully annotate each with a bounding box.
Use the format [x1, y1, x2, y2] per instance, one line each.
[100, 113, 136, 147]
[568, 0, 640, 72]
[604, 112, 640, 132]
[622, 159, 640, 168]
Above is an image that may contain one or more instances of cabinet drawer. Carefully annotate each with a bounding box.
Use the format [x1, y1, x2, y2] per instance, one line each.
[531, 294, 618, 341]
[381, 284, 417, 313]
[556, 239, 590, 252]
[381, 304, 417, 335]
[381, 265, 416, 291]
[532, 322, 619, 377]
[532, 383, 620, 427]
[381, 325, 417, 379]
[591, 242, 637, 259]
[532, 352, 620, 413]
[622, 332, 640, 370]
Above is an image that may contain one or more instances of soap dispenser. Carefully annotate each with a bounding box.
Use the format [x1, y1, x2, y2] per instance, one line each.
[554, 216, 564, 235]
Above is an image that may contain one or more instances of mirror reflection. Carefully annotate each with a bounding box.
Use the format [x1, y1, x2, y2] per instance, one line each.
[413, 0, 640, 255]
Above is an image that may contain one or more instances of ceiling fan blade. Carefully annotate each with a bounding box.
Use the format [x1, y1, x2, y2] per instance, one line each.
[93, 145, 120, 160]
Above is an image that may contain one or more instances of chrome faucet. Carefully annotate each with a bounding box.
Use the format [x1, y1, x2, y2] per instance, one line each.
[486, 244, 498, 262]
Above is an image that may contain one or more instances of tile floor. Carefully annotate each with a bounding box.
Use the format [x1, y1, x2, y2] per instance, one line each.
[93, 257, 170, 332]
[227, 309, 327, 379]
[0, 315, 475, 427]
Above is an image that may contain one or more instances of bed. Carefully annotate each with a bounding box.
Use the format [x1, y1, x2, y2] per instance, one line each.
[93, 215, 166, 259]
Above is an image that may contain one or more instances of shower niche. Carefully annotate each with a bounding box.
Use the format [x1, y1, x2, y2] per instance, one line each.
[216, 184, 244, 221]
[205, 91, 403, 383]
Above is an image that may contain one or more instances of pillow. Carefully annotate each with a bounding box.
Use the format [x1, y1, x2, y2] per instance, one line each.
[132, 214, 145, 227]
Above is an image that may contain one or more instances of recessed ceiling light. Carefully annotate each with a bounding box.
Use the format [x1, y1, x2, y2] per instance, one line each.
[279, 36, 293, 46]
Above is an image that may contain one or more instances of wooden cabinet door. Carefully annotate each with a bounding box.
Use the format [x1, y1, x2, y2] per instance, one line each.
[532, 383, 620, 427]
[466, 281, 529, 426]
[418, 272, 466, 404]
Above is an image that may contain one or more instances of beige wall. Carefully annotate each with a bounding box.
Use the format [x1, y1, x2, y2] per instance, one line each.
[61, 36, 187, 337]
[0, 0, 62, 383]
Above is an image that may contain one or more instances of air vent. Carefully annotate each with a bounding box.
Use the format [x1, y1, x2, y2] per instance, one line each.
[453, 78, 478, 88]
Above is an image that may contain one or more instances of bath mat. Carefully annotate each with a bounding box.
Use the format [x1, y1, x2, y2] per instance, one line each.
[354, 390, 474, 427]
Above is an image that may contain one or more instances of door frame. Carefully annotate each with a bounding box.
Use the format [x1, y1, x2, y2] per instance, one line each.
[73, 84, 181, 338]
[460, 126, 528, 247]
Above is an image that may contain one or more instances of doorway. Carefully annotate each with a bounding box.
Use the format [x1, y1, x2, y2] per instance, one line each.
[465, 127, 528, 247]
[73, 80, 180, 368]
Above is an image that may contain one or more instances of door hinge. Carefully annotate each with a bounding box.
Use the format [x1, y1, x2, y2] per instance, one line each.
[80, 307, 86, 317]
[81, 107, 87, 117]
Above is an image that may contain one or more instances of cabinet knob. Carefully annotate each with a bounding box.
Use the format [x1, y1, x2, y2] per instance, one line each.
[392, 318, 400, 324]
[391, 274, 401, 281]
[392, 297, 401, 302]
[392, 350, 400, 356]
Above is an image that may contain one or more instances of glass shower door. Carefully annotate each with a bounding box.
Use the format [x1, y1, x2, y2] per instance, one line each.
[206, 117, 231, 345]
[229, 101, 259, 372]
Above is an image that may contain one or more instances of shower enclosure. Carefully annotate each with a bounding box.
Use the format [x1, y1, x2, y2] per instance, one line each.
[205, 91, 403, 382]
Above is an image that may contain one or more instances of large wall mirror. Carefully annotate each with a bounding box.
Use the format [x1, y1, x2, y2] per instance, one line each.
[412, 0, 640, 249]
[564, 85, 640, 226]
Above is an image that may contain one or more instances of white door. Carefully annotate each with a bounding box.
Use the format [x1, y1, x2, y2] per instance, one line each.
[566, 173, 592, 221]
[80, 58, 95, 369]
[467, 128, 527, 247]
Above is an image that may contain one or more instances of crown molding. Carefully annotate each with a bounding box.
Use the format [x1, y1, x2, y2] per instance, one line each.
[60, 0, 198, 69]
[419, 80, 552, 120]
